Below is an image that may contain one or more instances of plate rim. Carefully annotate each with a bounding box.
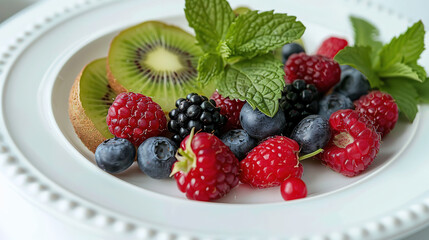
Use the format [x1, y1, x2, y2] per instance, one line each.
[1, 0, 429, 239]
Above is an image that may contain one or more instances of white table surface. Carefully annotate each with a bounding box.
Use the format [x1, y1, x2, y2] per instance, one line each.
[0, 0, 428, 239]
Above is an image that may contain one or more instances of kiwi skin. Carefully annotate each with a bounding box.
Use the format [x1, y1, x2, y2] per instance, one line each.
[69, 70, 107, 153]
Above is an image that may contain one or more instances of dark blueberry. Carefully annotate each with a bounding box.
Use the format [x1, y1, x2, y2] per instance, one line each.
[300, 89, 314, 102]
[186, 105, 202, 119]
[204, 124, 215, 132]
[177, 113, 188, 125]
[281, 43, 305, 64]
[292, 79, 306, 91]
[186, 93, 198, 100]
[318, 93, 354, 119]
[221, 129, 258, 160]
[201, 100, 215, 112]
[137, 137, 178, 179]
[334, 65, 370, 101]
[168, 120, 180, 132]
[179, 128, 190, 138]
[188, 120, 203, 131]
[290, 115, 331, 154]
[189, 94, 203, 104]
[200, 111, 212, 124]
[175, 98, 185, 108]
[240, 102, 286, 140]
[95, 138, 135, 174]
[172, 134, 182, 144]
[169, 108, 179, 120]
[178, 100, 191, 112]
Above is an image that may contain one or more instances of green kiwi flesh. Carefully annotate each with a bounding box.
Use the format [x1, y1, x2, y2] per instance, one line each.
[79, 58, 116, 138]
[107, 21, 215, 112]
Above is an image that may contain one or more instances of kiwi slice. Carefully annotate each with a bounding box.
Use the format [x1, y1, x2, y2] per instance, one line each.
[107, 21, 214, 113]
[69, 58, 116, 152]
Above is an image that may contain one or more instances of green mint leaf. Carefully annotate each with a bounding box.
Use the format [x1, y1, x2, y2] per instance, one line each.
[350, 16, 382, 51]
[334, 46, 381, 87]
[217, 54, 285, 117]
[411, 78, 429, 103]
[380, 78, 419, 122]
[197, 53, 224, 87]
[379, 21, 425, 69]
[222, 10, 305, 59]
[184, 0, 235, 52]
[378, 62, 422, 82]
[408, 62, 427, 81]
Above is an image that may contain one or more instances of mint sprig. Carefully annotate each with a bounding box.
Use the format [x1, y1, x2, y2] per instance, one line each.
[334, 17, 427, 121]
[184, 0, 305, 117]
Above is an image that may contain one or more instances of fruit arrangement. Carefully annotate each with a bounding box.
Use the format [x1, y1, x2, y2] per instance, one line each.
[68, 0, 428, 202]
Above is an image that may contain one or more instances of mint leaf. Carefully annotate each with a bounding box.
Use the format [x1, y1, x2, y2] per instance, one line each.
[217, 54, 285, 117]
[379, 21, 425, 69]
[197, 53, 224, 87]
[380, 78, 419, 121]
[408, 62, 427, 81]
[378, 62, 422, 82]
[412, 78, 429, 103]
[185, 0, 235, 52]
[334, 46, 381, 87]
[350, 16, 382, 51]
[222, 10, 305, 59]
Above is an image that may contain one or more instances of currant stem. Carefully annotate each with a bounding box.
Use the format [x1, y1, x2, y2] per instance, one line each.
[298, 148, 324, 161]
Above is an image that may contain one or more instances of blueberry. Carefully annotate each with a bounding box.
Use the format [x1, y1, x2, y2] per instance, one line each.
[281, 43, 305, 64]
[221, 129, 258, 160]
[334, 65, 370, 101]
[240, 102, 286, 140]
[290, 115, 331, 154]
[318, 93, 354, 119]
[137, 137, 178, 179]
[95, 138, 135, 174]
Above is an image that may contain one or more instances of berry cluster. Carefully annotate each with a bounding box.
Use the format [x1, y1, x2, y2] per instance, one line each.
[168, 93, 226, 144]
[90, 35, 400, 203]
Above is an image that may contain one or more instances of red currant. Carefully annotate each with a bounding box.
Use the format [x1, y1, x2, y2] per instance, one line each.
[280, 177, 307, 201]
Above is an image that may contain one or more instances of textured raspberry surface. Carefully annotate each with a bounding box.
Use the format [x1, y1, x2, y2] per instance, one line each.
[107, 92, 167, 146]
[284, 53, 341, 93]
[354, 91, 399, 137]
[320, 109, 380, 177]
[174, 132, 240, 201]
[210, 91, 245, 131]
[316, 37, 348, 59]
[240, 136, 303, 188]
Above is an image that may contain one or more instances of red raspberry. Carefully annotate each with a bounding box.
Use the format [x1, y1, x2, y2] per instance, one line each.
[280, 177, 307, 201]
[171, 129, 240, 201]
[107, 92, 167, 146]
[284, 53, 341, 93]
[316, 37, 348, 59]
[354, 91, 399, 138]
[210, 91, 245, 131]
[240, 136, 303, 188]
[320, 109, 381, 177]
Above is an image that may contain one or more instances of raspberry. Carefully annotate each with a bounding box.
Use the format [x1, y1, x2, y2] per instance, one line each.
[107, 92, 167, 146]
[354, 91, 399, 137]
[280, 177, 307, 201]
[210, 91, 245, 131]
[172, 129, 240, 201]
[320, 109, 381, 177]
[240, 136, 303, 188]
[316, 37, 348, 59]
[284, 53, 341, 93]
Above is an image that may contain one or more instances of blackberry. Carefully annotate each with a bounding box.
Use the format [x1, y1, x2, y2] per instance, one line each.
[279, 79, 319, 136]
[168, 93, 226, 144]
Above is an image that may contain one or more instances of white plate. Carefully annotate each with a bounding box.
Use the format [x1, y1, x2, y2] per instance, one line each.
[1, 0, 429, 239]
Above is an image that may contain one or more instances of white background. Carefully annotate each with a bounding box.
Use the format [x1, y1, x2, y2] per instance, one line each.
[0, 0, 428, 239]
